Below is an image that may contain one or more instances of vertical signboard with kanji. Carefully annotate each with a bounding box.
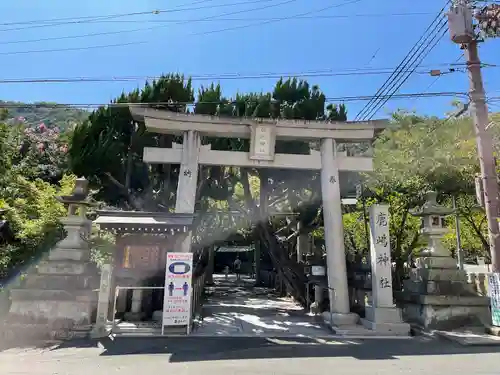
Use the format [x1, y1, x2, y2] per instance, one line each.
[162, 252, 193, 334]
[487, 273, 500, 326]
[369, 204, 394, 308]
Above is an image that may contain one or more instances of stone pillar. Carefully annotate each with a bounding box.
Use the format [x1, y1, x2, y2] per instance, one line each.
[175, 130, 200, 253]
[131, 290, 142, 313]
[296, 222, 309, 262]
[254, 241, 261, 284]
[115, 289, 127, 315]
[320, 138, 358, 326]
[124, 289, 145, 321]
[361, 204, 410, 335]
[206, 246, 215, 285]
[314, 284, 324, 309]
[91, 263, 113, 338]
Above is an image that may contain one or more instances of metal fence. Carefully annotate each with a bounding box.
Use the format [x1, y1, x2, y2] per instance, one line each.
[109, 271, 207, 336]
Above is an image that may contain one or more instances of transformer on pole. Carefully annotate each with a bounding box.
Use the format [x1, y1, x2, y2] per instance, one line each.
[447, 2, 475, 44]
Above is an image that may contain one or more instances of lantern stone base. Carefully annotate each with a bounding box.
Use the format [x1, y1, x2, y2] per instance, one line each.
[396, 294, 490, 330]
[360, 305, 411, 336]
[2, 295, 97, 342]
[2, 235, 99, 342]
[396, 254, 490, 330]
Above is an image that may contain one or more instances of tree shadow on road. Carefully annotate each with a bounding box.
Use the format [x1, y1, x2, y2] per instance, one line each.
[43, 335, 500, 362]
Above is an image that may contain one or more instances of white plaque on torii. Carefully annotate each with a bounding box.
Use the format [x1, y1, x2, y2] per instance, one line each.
[249, 124, 276, 161]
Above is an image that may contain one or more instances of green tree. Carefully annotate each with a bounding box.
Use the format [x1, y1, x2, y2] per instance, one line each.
[69, 74, 194, 209]
[0, 121, 75, 280]
[362, 110, 494, 284]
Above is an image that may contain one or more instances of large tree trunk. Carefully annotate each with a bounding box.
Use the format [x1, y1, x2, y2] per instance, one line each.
[240, 168, 307, 305]
[255, 222, 308, 305]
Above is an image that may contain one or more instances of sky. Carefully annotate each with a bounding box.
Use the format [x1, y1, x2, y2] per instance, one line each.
[0, 0, 499, 120]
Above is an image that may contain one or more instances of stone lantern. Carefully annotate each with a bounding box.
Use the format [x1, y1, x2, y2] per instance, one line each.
[55, 177, 96, 249]
[4, 178, 99, 342]
[395, 191, 490, 330]
[411, 191, 454, 260]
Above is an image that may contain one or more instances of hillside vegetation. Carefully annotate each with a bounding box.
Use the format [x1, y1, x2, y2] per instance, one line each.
[0, 101, 90, 130]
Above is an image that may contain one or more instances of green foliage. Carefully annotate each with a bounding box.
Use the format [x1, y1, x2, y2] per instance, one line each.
[1, 101, 89, 131]
[89, 227, 116, 268]
[0, 120, 76, 280]
[356, 110, 499, 268]
[68, 75, 345, 217]
[69, 74, 194, 208]
[370, 112, 478, 195]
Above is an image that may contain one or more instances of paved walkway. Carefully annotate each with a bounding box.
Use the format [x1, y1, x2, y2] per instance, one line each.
[193, 274, 333, 338]
[2, 336, 500, 375]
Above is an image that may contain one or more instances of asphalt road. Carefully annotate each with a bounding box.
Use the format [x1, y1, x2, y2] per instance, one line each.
[1, 336, 499, 375]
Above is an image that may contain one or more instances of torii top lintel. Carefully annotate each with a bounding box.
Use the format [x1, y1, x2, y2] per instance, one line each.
[129, 106, 388, 141]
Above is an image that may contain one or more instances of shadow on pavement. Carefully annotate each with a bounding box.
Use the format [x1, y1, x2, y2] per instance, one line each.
[35, 335, 500, 362]
[198, 276, 329, 337]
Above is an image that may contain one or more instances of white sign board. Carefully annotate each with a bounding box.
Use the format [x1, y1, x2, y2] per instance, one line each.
[369, 204, 394, 308]
[311, 266, 326, 276]
[162, 252, 193, 332]
[487, 273, 500, 326]
[250, 125, 274, 160]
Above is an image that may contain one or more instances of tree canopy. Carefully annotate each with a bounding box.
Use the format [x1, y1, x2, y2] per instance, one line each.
[0, 72, 498, 305]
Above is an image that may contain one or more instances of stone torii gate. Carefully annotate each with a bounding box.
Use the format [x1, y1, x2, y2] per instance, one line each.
[130, 106, 386, 326]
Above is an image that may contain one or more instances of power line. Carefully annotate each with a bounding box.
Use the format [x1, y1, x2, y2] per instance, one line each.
[0, 66, 471, 84]
[355, 3, 450, 120]
[0, 92, 470, 110]
[354, 0, 452, 121]
[0, 0, 270, 32]
[0, 12, 435, 46]
[0, 0, 298, 54]
[71, 12, 435, 24]
[0, 0, 218, 26]
[360, 19, 449, 120]
[408, 53, 465, 108]
[1, 3, 283, 46]
[0, 0, 362, 56]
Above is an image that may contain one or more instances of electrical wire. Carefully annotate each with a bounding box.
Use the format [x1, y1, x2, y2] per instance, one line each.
[408, 53, 465, 109]
[360, 19, 449, 120]
[71, 12, 436, 24]
[0, 60, 478, 84]
[354, 0, 452, 121]
[355, 6, 449, 120]
[0, 0, 298, 55]
[1, 11, 435, 46]
[0, 67, 469, 84]
[0, 0, 362, 56]
[0, 92, 470, 110]
[0, 0, 219, 26]
[0, 0, 273, 32]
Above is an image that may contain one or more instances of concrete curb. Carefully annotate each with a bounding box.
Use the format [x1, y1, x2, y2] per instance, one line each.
[433, 330, 500, 347]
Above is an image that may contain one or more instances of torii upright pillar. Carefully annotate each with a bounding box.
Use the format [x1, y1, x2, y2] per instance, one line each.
[320, 138, 359, 326]
[175, 130, 200, 253]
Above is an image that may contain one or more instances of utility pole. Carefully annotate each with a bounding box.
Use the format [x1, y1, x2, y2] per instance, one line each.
[448, 2, 500, 272]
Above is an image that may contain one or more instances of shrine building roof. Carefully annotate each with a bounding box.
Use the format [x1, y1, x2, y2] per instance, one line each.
[94, 210, 194, 234]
